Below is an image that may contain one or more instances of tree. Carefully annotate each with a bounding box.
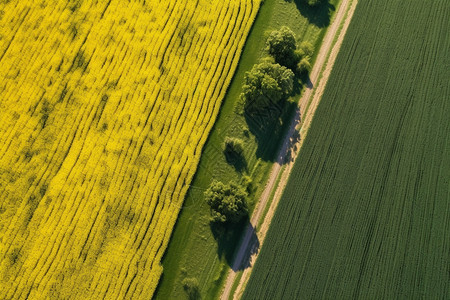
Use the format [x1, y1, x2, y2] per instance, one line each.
[205, 181, 248, 224]
[266, 26, 298, 68]
[266, 27, 315, 75]
[241, 61, 294, 111]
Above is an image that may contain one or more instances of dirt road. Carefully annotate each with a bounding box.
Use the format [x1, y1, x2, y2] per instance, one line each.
[220, 0, 358, 299]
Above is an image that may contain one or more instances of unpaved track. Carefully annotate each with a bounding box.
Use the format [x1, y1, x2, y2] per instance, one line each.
[220, 0, 358, 299]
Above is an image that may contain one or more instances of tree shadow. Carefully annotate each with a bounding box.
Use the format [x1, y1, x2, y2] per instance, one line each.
[293, 0, 335, 28]
[292, 77, 304, 95]
[210, 217, 259, 271]
[244, 100, 298, 162]
[224, 152, 248, 173]
[297, 68, 313, 89]
[232, 222, 260, 271]
[283, 126, 302, 164]
[304, 75, 313, 89]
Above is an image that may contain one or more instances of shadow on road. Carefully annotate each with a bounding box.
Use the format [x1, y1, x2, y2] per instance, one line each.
[210, 217, 260, 271]
[282, 111, 302, 164]
[244, 101, 298, 162]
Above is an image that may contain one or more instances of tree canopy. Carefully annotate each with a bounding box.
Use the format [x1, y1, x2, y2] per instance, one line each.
[205, 181, 248, 224]
[265, 27, 314, 75]
[241, 61, 294, 111]
[266, 26, 298, 68]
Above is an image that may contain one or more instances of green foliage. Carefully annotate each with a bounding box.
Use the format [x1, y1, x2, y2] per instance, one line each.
[182, 277, 200, 300]
[223, 137, 247, 172]
[294, 41, 314, 74]
[157, 0, 334, 298]
[40, 99, 53, 129]
[298, 41, 314, 58]
[241, 175, 255, 194]
[39, 184, 48, 197]
[266, 27, 314, 74]
[205, 181, 248, 224]
[297, 57, 311, 74]
[241, 61, 294, 111]
[266, 26, 298, 68]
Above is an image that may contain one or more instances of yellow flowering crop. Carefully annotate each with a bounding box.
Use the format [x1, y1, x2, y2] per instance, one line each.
[0, 0, 260, 298]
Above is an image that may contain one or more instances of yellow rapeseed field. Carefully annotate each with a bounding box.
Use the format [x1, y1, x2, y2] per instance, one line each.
[0, 0, 260, 298]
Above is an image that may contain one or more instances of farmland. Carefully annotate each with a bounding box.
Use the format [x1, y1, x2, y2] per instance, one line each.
[0, 0, 261, 299]
[155, 0, 343, 299]
[243, 0, 450, 299]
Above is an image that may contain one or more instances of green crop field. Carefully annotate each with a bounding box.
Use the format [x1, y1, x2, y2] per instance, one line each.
[243, 0, 450, 299]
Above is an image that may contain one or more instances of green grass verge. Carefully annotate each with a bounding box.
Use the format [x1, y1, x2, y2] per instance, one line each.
[243, 0, 450, 298]
[154, 0, 341, 299]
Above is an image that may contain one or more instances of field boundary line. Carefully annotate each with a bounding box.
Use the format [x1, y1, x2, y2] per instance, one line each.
[220, 0, 359, 299]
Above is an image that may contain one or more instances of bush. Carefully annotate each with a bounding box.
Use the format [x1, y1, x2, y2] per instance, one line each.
[298, 41, 314, 58]
[241, 175, 254, 194]
[205, 181, 248, 224]
[297, 57, 312, 74]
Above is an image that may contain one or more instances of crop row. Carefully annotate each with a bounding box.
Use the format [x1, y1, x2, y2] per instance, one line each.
[243, 0, 450, 298]
[0, 0, 261, 299]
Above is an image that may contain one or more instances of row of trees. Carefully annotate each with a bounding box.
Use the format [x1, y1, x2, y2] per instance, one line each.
[242, 26, 313, 112]
[204, 26, 315, 225]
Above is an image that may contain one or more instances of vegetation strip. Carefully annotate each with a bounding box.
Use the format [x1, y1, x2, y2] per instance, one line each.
[221, 0, 358, 298]
[155, 1, 343, 299]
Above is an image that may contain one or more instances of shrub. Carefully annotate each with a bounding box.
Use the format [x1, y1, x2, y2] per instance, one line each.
[205, 180, 248, 224]
[242, 175, 254, 194]
[297, 57, 312, 74]
[298, 41, 314, 58]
